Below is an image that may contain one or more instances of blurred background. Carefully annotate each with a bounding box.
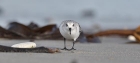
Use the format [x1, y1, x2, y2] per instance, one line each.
[0, 0, 140, 33]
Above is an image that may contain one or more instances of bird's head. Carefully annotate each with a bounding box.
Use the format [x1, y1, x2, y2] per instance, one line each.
[65, 22, 76, 34]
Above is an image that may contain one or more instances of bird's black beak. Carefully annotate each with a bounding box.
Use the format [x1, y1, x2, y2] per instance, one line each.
[69, 28, 71, 34]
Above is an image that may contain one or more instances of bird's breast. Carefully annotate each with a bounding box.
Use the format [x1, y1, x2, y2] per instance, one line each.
[61, 30, 80, 39]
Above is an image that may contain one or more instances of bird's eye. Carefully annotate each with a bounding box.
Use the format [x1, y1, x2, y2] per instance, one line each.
[66, 24, 68, 26]
[73, 24, 74, 26]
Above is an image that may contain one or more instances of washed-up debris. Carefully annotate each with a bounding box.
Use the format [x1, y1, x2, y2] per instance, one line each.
[0, 26, 23, 39]
[0, 45, 60, 53]
[11, 42, 36, 48]
[85, 29, 135, 43]
[86, 29, 134, 40]
[28, 22, 39, 29]
[128, 35, 136, 41]
[133, 26, 140, 43]
[8, 22, 37, 38]
[34, 24, 57, 34]
[34, 24, 58, 39]
[87, 29, 134, 37]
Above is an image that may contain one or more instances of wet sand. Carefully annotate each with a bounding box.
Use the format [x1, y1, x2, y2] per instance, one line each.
[0, 37, 140, 63]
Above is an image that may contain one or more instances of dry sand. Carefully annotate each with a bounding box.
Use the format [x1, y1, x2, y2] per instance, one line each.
[0, 37, 140, 63]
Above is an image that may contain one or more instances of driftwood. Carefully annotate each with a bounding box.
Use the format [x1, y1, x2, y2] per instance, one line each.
[28, 22, 39, 29]
[86, 29, 135, 38]
[0, 45, 60, 53]
[86, 25, 140, 43]
[94, 30, 134, 36]
[7, 22, 58, 39]
[133, 26, 140, 42]
[34, 24, 58, 39]
[8, 22, 37, 38]
[0, 26, 23, 39]
[34, 24, 57, 34]
[86, 29, 135, 43]
[50, 29, 63, 40]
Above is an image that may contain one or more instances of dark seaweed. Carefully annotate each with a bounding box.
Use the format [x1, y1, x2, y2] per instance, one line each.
[0, 45, 59, 53]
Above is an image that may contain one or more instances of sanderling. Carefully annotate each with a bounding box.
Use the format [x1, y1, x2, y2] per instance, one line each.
[59, 20, 82, 50]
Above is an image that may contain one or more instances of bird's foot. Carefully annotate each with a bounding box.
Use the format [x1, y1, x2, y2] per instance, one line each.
[69, 48, 76, 51]
[61, 47, 69, 50]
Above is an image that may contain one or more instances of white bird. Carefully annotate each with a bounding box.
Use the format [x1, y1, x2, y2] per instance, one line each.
[59, 20, 82, 50]
[11, 42, 36, 48]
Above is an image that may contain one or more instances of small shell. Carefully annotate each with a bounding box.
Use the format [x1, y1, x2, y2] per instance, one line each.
[128, 35, 136, 41]
[11, 42, 36, 48]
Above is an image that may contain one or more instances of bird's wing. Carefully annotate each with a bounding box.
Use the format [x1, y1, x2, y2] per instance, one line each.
[78, 24, 82, 33]
[59, 21, 65, 29]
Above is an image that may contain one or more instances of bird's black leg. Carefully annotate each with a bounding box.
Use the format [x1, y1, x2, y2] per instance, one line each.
[70, 41, 76, 50]
[61, 38, 68, 50]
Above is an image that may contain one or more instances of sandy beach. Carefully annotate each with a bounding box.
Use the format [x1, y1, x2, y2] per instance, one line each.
[0, 0, 140, 63]
[0, 37, 139, 63]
